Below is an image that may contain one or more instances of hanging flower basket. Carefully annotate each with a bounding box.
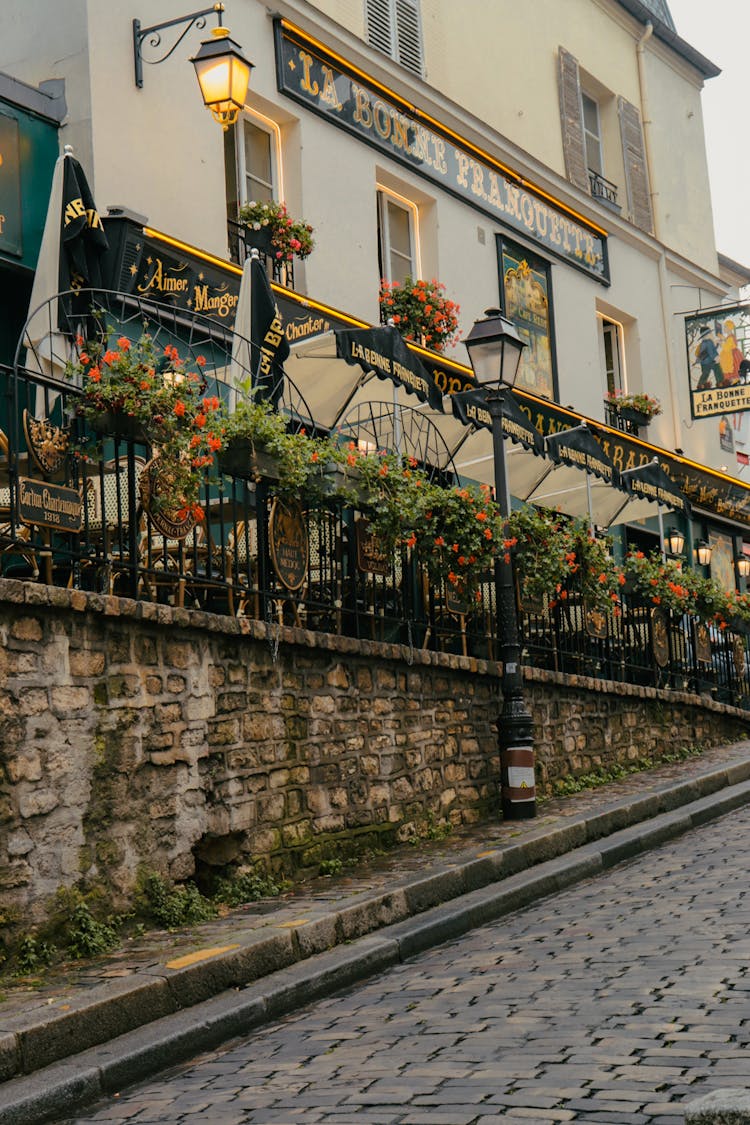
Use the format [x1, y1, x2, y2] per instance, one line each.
[237, 200, 315, 261]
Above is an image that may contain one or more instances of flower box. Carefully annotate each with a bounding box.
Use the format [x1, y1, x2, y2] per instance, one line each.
[90, 409, 150, 445]
[311, 461, 368, 504]
[243, 225, 274, 255]
[617, 405, 651, 428]
[218, 439, 281, 482]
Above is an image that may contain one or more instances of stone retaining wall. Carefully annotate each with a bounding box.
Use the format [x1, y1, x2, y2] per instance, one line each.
[1, 580, 748, 928]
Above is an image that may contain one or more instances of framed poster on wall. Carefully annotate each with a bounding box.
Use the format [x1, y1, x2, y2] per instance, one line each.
[709, 530, 736, 593]
[497, 237, 557, 401]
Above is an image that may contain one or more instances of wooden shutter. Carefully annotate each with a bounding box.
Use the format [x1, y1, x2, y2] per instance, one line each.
[366, 0, 423, 76]
[618, 96, 653, 234]
[395, 0, 423, 76]
[366, 0, 394, 57]
[557, 48, 589, 193]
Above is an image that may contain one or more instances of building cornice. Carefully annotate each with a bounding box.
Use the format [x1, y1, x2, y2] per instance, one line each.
[614, 0, 720, 78]
[0, 72, 66, 123]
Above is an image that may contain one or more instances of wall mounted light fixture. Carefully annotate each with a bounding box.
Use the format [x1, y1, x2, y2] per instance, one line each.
[133, 2, 253, 129]
[695, 540, 712, 567]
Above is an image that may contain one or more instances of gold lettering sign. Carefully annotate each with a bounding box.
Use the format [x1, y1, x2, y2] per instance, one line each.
[355, 518, 390, 575]
[18, 478, 82, 532]
[277, 23, 607, 281]
[651, 607, 670, 669]
[269, 498, 309, 590]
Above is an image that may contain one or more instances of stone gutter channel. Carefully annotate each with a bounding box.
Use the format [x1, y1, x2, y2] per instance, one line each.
[2, 749, 750, 1125]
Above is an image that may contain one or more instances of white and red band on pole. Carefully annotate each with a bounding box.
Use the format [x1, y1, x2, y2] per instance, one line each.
[501, 746, 536, 807]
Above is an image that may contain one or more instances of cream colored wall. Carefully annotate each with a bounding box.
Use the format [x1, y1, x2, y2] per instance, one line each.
[0, 0, 733, 476]
[642, 49, 716, 268]
[0, 0, 93, 177]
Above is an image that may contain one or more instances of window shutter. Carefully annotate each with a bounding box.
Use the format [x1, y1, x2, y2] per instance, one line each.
[366, 0, 423, 76]
[618, 96, 653, 234]
[366, 0, 394, 57]
[557, 48, 589, 193]
[394, 0, 423, 76]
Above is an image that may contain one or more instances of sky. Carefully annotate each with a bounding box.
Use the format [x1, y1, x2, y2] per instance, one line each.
[668, 0, 750, 267]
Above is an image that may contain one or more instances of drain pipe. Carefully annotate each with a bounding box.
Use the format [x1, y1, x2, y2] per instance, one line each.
[637, 20, 683, 452]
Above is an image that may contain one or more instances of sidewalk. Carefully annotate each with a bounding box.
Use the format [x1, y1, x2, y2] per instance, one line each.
[3, 739, 750, 1125]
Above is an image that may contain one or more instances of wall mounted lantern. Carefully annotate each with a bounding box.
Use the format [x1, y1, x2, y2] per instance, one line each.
[695, 540, 712, 567]
[666, 527, 685, 557]
[133, 2, 253, 129]
[737, 554, 750, 579]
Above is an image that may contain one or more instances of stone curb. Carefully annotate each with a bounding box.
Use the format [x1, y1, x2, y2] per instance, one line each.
[2, 768, 750, 1124]
[684, 1088, 750, 1123]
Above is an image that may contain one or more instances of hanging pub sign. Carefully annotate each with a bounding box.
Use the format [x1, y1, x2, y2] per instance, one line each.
[0, 112, 22, 258]
[685, 304, 750, 420]
[500, 239, 556, 401]
[269, 498, 309, 590]
[274, 20, 609, 284]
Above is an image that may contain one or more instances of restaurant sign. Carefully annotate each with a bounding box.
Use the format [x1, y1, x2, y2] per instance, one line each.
[274, 21, 609, 283]
[684, 304, 750, 420]
[0, 112, 22, 258]
[17, 478, 82, 532]
[269, 498, 309, 590]
[516, 390, 750, 528]
[101, 222, 348, 347]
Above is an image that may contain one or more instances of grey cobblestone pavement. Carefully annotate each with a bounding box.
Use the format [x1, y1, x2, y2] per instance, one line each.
[61, 799, 750, 1125]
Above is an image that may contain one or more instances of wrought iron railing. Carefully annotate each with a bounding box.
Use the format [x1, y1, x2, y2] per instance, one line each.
[227, 220, 296, 289]
[3, 285, 749, 707]
[604, 401, 648, 436]
[589, 169, 619, 209]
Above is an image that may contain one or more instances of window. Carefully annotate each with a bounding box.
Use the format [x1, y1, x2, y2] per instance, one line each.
[365, 0, 424, 76]
[599, 316, 625, 397]
[581, 92, 603, 176]
[377, 189, 417, 284]
[225, 110, 283, 261]
[239, 118, 275, 204]
[225, 112, 280, 220]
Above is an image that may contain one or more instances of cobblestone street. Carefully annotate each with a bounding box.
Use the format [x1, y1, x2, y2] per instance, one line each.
[64, 805, 750, 1125]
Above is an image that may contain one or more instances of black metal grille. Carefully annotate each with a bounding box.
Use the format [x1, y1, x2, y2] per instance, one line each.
[3, 292, 749, 709]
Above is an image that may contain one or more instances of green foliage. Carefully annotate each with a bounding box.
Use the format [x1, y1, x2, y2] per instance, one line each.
[624, 549, 740, 626]
[15, 936, 57, 975]
[66, 903, 121, 960]
[65, 323, 223, 520]
[220, 381, 333, 496]
[548, 744, 705, 798]
[505, 506, 624, 614]
[138, 873, 216, 929]
[324, 444, 507, 599]
[318, 858, 343, 876]
[212, 868, 285, 906]
[604, 389, 662, 419]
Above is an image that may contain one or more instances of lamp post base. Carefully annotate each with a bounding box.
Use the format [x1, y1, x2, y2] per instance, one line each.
[497, 689, 536, 820]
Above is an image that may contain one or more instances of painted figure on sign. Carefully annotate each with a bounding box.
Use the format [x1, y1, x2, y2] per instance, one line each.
[695, 325, 722, 390]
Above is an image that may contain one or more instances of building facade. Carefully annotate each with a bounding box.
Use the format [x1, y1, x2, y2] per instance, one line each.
[2, 0, 750, 571]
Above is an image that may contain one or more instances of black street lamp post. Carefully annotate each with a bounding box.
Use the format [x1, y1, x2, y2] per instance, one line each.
[463, 309, 536, 820]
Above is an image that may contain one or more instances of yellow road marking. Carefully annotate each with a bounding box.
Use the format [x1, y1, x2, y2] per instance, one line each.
[166, 944, 240, 970]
